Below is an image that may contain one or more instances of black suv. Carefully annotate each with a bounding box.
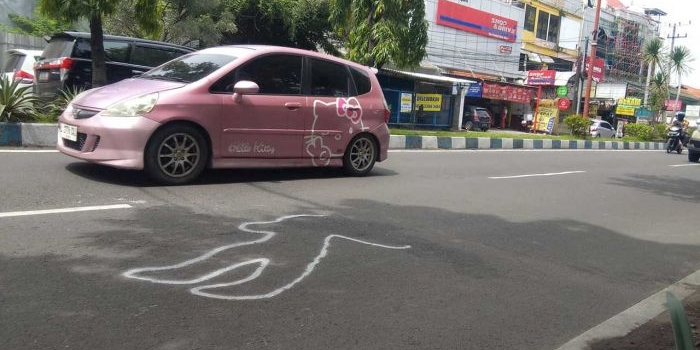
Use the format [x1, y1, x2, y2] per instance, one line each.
[462, 105, 492, 131]
[33, 32, 195, 99]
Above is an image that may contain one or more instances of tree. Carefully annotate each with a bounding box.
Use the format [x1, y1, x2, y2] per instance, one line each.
[642, 37, 664, 107]
[0, 8, 73, 37]
[38, 0, 160, 88]
[668, 45, 694, 113]
[648, 71, 669, 122]
[221, 0, 337, 52]
[103, 0, 238, 48]
[329, 0, 428, 68]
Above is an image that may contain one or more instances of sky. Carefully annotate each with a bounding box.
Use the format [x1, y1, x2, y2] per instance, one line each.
[619, 0, 700, 88]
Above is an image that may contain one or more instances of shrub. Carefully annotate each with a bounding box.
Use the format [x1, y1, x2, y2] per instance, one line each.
[0, 76, 38, 122]
[33, 86, 86, 123]
[563, 114, 590, 137]
[622, 123, 655, 141]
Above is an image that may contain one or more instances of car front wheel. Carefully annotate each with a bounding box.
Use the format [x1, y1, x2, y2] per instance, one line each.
[343, 134, 377, 176]
[144, 124, 208, 185]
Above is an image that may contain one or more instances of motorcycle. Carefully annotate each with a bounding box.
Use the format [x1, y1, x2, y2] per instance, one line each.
[666, 125, 683, 154]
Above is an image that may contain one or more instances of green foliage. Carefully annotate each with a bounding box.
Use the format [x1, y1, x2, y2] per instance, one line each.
[622, 123, 655, 141]
[666, 292, 695, 350]
[563, 115, 590, 137]
[0, 77, 39, 123]
[0, 8, 72, 37]
[35, 86, 87, 123]
[329, 0, 428, 68]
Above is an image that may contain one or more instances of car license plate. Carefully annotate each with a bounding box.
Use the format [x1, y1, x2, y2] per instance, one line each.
[59, 123, 78, 142]
[39, 71, 49, 82]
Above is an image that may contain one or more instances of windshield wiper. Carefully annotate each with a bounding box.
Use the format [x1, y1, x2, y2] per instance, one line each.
[141, 75, 190, 83]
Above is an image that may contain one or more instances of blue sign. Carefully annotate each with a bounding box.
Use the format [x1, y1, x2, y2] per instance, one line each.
[466, 83, 483, 97]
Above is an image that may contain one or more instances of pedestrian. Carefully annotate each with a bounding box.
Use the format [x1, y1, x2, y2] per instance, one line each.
[500, 106, 508, 129]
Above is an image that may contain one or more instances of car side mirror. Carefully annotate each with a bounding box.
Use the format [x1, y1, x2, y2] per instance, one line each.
[232, 80, 259, 102]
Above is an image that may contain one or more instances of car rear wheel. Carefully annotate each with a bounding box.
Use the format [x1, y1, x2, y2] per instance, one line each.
[343, 134, 377, 176]
[144, 124, 208, 185]
[463, 121, 474, 131]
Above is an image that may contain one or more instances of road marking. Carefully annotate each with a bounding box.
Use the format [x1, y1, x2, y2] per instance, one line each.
[0, 204, 132, 218]
[390, 149, 660, 153]
[669, 163, 700, 167]
[488, 171, 586, 179]
[555, 268, 700, 350]
[0, 149, 58, 153]
[123, 214, 411, 301]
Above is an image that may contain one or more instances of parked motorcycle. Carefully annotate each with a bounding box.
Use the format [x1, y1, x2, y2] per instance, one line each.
[666, 125, 683, 154]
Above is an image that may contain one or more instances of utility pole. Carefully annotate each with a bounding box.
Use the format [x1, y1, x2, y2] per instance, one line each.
[582, 0, 603, 119]
[667, 21, 689, 52]
[576, 36, 589, 115]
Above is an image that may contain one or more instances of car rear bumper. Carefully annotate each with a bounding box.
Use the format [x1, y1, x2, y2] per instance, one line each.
[57, 110, 161, 169]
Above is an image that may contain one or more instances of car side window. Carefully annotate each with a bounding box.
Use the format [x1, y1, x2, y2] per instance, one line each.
[131, 45, 183, 67]
[232, 54, 302, 95]
[104, 41, 130, 63]
[310, 58, 351, 97]
[350, 67, 372, 95]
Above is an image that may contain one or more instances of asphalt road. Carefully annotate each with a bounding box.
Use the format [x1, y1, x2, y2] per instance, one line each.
[1, 148, 699, 350]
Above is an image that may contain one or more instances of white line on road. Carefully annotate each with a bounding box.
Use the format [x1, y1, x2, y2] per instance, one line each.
[0, 204, 132, 218]
[390, 149, 660, 153]
[669, 163, 700, 167]
[488, 171, 586, 179]
[0, 149, 58, 153]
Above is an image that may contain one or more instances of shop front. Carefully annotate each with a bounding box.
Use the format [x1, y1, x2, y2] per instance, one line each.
[462, 81, 537, 130]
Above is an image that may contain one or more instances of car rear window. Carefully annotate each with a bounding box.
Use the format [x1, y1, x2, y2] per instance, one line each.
[40, 38, 74, 59]
[1, 53, 24, 73]
[142, 53, 237, 83]
[350, 67, 372, 95]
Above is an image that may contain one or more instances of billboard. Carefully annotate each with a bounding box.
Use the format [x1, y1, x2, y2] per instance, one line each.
[415, 94, 443, 112]
[436, 0, 517, 43]
[527, 70, 556, 86]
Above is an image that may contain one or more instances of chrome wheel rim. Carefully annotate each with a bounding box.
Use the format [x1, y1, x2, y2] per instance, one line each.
[349, 138, 374, 172]
[157, 133, 200, 178]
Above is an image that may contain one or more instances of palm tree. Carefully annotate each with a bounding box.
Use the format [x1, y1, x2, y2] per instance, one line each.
[649, 71, 670, 122]
[642, 37, 665, 107]
[668, 45, 694, 112]
[38, 0, 160, 88]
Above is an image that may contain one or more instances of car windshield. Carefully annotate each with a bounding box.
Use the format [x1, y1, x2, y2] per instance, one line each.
[142, 53, 237, 83]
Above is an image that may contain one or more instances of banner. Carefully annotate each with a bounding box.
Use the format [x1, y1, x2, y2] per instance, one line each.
[481, 82, 535, 103]
[665, 100, 683, 111]
[527, 70, 556, 86]
[534, 100, 559, 134]
[585, 58, 605, 83]
[436, 0, 517, 43]
[415, 94, 443, 112]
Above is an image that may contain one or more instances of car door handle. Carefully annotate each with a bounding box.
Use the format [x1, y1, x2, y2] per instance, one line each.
[285, 102, 302, 110]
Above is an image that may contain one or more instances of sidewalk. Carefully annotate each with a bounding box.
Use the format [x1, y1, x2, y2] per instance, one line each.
[0, 123, 666, 150]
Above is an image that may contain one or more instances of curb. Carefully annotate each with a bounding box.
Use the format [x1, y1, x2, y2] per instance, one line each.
[0, 123, 667, 150]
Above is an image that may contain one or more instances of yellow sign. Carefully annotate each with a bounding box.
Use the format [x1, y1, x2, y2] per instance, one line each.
[415, 94, 443, 112]
[615, 105, 636, 116]
[534, 106, 560, 134]
[618, 97, 641, 107]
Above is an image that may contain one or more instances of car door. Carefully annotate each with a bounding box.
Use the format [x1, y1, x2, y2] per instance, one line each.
[219, 54, 305, 158]
[304, 57, 357, 166]
[601, 121, 614, 137]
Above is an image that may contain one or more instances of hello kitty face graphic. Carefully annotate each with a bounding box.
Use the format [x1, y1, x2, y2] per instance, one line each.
[336, 97, 363, 124]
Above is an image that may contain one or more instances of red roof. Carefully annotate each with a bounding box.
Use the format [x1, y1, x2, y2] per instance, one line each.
[606, 0, 626, 9]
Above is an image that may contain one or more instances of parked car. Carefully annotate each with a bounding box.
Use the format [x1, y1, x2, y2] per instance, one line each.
[33, 31, 195, 99]
[1, 49, 42, 89]
[462, 105, 491, 131]
[590, 119, 616, 138]
[688, 129, 700, 162]
[56, 45, 390, 184]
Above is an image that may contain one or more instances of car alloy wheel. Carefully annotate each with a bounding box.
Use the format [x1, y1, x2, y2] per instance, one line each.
[343, 135, 376, 176]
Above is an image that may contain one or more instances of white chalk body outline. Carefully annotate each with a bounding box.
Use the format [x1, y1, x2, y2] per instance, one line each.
[122, 214, 410, 300]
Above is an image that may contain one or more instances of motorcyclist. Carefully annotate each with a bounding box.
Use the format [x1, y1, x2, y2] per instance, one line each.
[669, 112, 689, 146]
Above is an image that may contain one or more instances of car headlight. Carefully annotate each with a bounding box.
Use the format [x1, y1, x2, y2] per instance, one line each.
[102, 93, 159, 117]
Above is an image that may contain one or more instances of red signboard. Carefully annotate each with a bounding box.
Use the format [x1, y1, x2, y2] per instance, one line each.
[665, 100, 683, 111]
[557, 98, 571, 111]
[482, 82, 536, 103]
[527, 70, 556, 86]
[585, 58, 605, 83]
[436, 0, 517, 43]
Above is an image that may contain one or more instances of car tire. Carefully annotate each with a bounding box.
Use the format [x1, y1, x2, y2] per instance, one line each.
[667, 140, 673, 153]
[343, 134, 377, 177]
[144, 124, 209, 185]
[689, 151, 700, 162]
[463, 121, 474, 131]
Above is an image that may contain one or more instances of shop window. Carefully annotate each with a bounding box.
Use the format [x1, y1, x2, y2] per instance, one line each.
[535, 11, 560, 44]
[536, 11, 550, 40]
[547, 15, 560, 43]
[524, 5, 536, 32]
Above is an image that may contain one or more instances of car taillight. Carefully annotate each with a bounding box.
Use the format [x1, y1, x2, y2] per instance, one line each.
[35, 57, 73, 81]
[13, 70, 34, 84]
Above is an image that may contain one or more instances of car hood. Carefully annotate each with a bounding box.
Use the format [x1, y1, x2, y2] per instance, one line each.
[72, 78, 185, 109]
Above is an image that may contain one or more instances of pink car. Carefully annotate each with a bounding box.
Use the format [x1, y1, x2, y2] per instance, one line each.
[57, 46, 390, 184]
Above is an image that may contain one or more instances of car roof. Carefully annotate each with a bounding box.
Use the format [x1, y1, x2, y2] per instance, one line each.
[51, 31, 196, 51]
[5, 49, 43, 56]
[195, 45, 371, 71]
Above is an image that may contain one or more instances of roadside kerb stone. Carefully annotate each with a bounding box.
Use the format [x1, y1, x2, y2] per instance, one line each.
[21, 123, 57, 147]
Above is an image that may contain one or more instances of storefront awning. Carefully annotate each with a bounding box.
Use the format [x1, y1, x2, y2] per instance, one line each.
[555, 71, 576, 86]
[381, 68, 476, 86]
[526, 52, 555, 64]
